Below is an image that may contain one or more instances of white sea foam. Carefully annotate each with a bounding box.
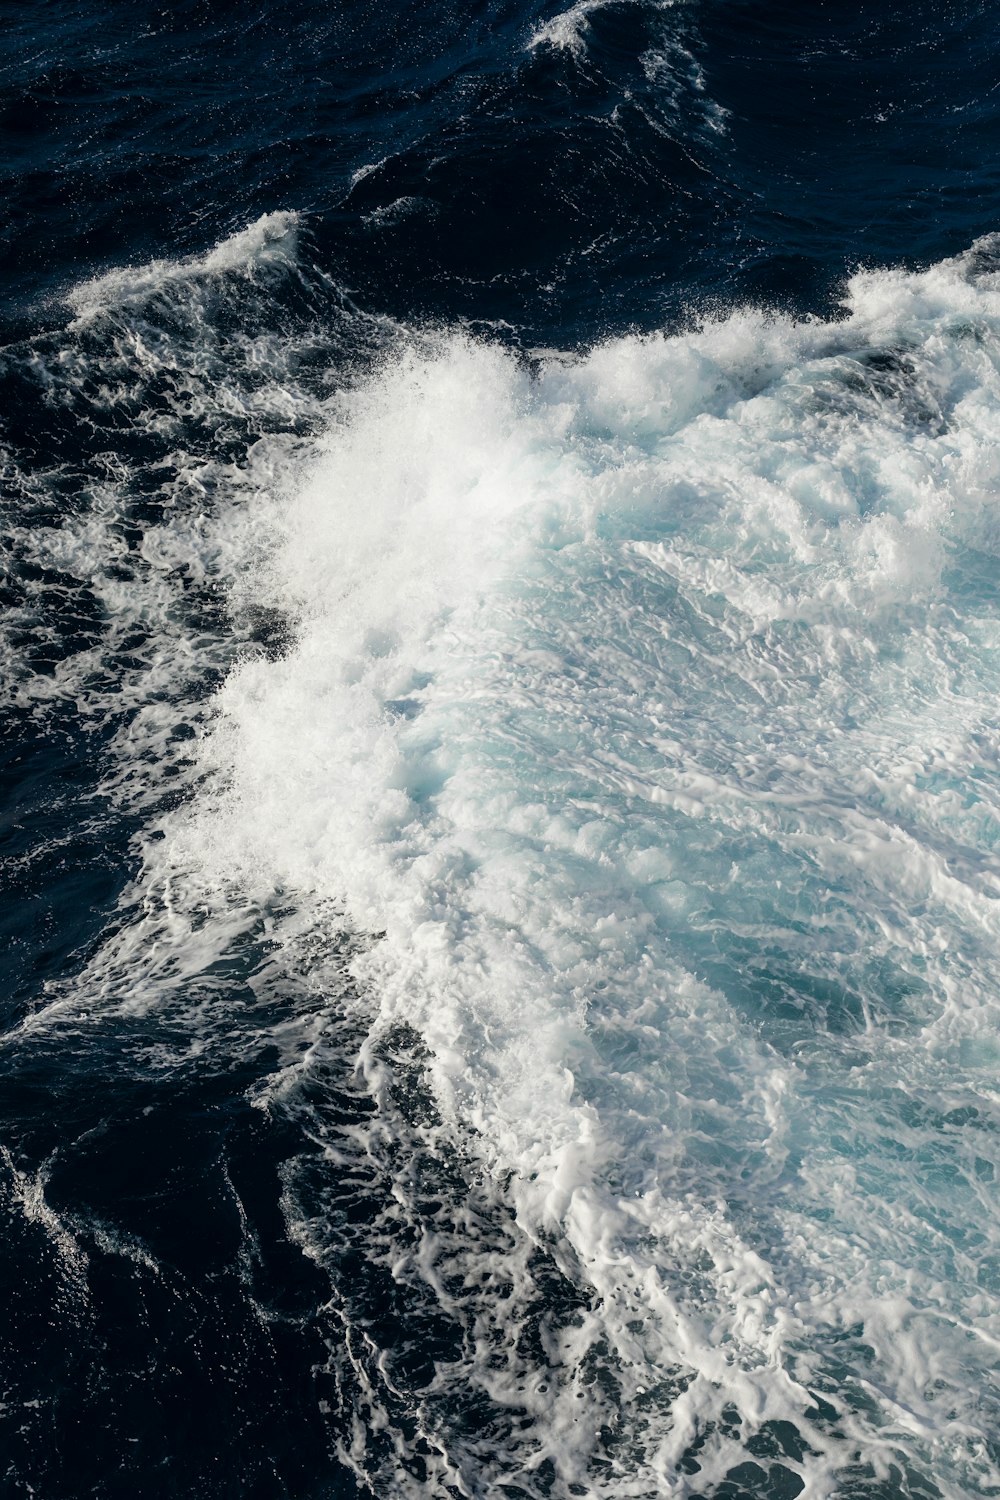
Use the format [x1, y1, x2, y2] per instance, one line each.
[12, 229, 1000, 1495]
[529, 0, 616, 55]
[527, 0, 692, 64]
[65, 210, 300, 323]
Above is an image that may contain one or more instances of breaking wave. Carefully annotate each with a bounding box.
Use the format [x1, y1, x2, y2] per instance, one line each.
[6, 219, 1000, 1498]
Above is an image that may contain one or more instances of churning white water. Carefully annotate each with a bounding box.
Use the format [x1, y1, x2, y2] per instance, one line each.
[9, 221, 1000, 1497]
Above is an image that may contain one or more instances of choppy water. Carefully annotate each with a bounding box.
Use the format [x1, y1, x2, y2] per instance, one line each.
[4, 4, 1000, 1498]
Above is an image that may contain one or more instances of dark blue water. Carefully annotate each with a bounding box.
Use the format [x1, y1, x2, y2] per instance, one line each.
[5, 1, 999, 342]
[3, 3, 1000, 1497]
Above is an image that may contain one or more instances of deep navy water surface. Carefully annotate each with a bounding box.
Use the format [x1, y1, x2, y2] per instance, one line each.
[5, 0, 1000, 342]
[4, 3, 1000, 1498]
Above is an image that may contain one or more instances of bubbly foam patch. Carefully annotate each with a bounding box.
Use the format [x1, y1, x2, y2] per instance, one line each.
[12, 228, 1000, 1496]
[529, 0, 621, 54]
[65, 210, 301, 322]
[123, 240, 1000, 1496]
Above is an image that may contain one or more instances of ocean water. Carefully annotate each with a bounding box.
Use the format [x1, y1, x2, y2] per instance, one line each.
[3, 4, 1000, 1498]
